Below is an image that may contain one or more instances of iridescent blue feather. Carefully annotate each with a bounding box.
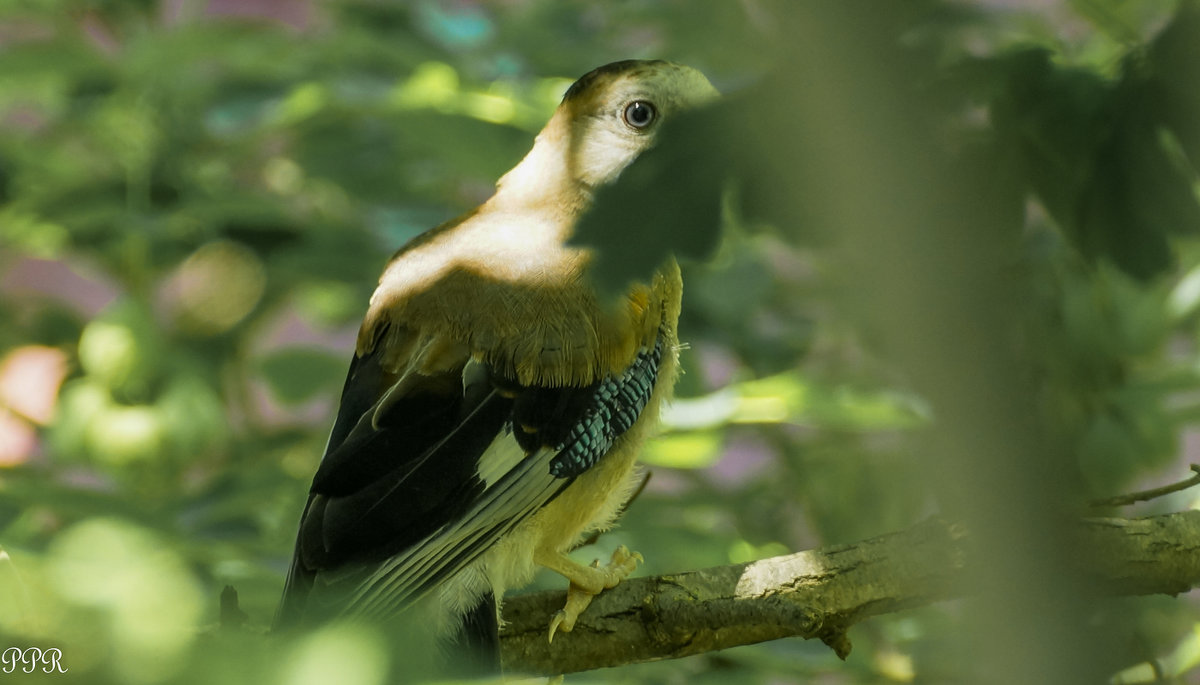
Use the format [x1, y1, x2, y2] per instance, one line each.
[549, 336, 663, 478]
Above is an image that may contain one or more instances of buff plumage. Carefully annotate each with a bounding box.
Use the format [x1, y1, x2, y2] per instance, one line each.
[276, 60, 718, 676]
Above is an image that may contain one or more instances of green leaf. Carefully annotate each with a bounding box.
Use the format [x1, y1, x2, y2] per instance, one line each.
[1150, 4, 1200, 164]
[571, 104, 729, 294]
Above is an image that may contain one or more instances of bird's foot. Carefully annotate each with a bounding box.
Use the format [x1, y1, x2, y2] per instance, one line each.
[546, 545, 642, 643]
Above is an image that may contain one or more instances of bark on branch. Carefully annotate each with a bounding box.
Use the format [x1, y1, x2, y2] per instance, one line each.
[498, 511, 1200, 676]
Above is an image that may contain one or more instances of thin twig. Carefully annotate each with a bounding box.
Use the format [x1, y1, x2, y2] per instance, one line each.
[1090, 465, 1200, 508]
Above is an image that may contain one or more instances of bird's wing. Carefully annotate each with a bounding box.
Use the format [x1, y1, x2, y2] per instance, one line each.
[276, 319, 665, 625]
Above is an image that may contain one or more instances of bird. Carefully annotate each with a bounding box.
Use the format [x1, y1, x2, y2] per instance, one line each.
[274, 59, 719, 676]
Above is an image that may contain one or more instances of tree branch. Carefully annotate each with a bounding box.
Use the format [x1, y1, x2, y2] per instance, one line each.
[1089, 465, 1200, 508]
[499, 511, 1200, 676]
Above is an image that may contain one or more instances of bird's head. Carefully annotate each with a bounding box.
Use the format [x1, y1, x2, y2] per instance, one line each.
[496, 60, 718, 204]
[557, 60, 719, 188]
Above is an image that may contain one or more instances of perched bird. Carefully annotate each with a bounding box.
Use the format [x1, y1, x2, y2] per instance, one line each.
[275, 60, 719, 674]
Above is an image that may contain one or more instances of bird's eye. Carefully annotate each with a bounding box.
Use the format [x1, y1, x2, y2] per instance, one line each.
[622, 101, 656, 129]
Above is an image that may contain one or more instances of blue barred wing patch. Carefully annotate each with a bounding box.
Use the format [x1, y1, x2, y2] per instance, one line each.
[548, 335, 664, 478]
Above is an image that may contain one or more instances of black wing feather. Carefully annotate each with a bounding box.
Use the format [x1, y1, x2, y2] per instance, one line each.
[320, 388, 511, 563]
[277, 326, 664, 628]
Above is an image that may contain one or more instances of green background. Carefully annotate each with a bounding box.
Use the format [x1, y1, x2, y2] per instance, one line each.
[2, 1, 1199, 683]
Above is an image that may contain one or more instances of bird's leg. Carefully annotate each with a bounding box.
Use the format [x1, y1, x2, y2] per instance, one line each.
[535, 545, 643, 643]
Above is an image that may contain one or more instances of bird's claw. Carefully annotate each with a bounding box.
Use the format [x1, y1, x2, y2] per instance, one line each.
[547, 579, 595, 643]
[548, 611, 564, 643]
[545, 546, 642, 644]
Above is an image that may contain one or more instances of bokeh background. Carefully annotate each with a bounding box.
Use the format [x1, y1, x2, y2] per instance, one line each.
[2, 1, 1200, 683]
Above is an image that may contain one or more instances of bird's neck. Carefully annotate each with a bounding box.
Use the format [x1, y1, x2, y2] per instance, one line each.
[491, 112, 592, 220]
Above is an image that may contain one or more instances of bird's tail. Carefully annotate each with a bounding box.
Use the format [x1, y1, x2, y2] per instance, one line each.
[451, 590, 502, 676]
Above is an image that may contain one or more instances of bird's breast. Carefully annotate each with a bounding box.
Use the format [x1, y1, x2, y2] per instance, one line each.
[359, 211, 679, 387]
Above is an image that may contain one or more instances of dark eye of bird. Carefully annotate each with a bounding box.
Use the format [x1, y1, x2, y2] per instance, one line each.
[622, 101, 656, 129]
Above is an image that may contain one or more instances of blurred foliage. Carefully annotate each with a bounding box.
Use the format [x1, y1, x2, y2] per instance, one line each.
[2, 1, 1200, 684]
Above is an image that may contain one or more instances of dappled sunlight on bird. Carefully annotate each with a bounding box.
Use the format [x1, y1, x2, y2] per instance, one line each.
[275, 59, 719, 677]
